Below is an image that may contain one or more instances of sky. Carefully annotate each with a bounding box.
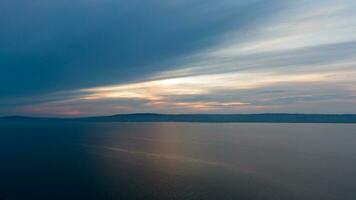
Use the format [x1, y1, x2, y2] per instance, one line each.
[1, 0, 356, 117]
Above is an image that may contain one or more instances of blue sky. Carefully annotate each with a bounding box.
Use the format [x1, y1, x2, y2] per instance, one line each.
[1, 0, 356, 116]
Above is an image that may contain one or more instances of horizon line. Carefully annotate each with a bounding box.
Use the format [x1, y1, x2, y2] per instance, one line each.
[2, 112, 356, 119]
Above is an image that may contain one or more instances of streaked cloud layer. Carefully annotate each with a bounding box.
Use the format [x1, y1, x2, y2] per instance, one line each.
[1, 0, 355, 116]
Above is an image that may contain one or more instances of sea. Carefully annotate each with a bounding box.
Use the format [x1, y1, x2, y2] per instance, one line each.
[0, 122, 355, 200]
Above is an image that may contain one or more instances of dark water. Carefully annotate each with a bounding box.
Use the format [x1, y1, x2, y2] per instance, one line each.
[0, 122, 355, 200]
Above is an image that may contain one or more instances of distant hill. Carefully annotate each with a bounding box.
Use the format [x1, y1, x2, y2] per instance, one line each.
[1, 113, 356, 123]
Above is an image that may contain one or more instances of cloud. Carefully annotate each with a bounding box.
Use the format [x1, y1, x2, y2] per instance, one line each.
[6, 68, 355, 116]
[1, 0, 355, 116]
[0, 0, 279, 97]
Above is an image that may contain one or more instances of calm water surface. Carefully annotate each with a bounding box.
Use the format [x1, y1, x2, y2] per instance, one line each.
[0, 122, 355, 200]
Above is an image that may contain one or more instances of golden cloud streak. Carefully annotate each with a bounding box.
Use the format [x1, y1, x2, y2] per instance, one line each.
[78, 71, 328, 102]
[147, 101, 250, 111]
